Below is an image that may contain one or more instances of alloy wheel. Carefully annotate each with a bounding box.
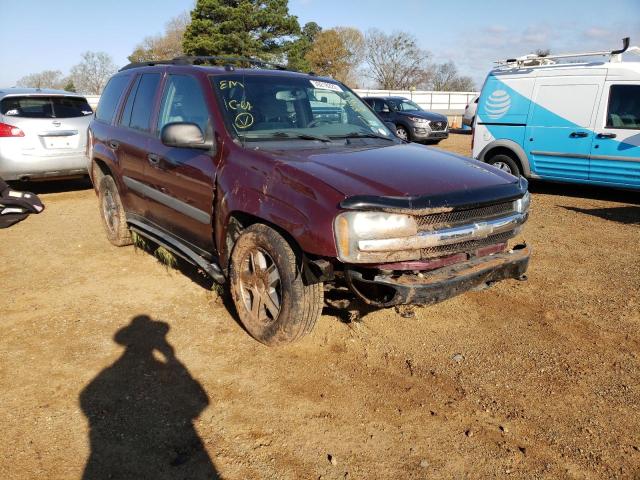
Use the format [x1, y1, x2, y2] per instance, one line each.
[102, 189, 118, 235]
[396, 126, 408, 140]
[238, 249, 282, 323]
[493, 161, 513, 174]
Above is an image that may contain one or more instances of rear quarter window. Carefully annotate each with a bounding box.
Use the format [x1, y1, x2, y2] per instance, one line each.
[95, 75, 131, 124]
[607, 84, 640, 130]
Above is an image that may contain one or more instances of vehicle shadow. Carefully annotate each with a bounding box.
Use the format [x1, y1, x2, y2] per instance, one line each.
[528, 180, 640, 205]
[8, 176, 93, 194]
[79, 315, 219, 480]
[560, 205, 640, 225]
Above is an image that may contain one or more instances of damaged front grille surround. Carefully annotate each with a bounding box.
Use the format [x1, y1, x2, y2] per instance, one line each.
[335, 182, 530, 264]
[416, 201, 515, 231]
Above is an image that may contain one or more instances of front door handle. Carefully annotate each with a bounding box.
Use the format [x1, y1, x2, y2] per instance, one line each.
[108, 140, 120, 149]
[596, 132, 617, 139]
[147, 153, 161, 166]
[569, 131, 589, 138]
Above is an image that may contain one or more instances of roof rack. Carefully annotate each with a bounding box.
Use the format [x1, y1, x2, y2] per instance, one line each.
[119, 55, 292, 72]
[495, 37, 638, 67]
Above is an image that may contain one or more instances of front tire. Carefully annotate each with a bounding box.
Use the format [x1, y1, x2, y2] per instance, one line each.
[487, 153, 521, 176]
[396, 125, 410, 141]
[98, 175, 132, 246]
[230, 224, 324, 345]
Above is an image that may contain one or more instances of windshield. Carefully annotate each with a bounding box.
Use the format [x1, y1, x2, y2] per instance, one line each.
[210, 74, 394, 141]
[0, 96, 93, 118]
[390, 99, 423, 112]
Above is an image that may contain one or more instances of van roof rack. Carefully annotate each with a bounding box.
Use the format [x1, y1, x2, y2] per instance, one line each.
[495, 37, 639, 67]
[119, 56, 292, 72]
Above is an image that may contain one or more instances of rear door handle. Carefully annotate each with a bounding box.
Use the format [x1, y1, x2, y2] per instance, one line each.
[596, 132, 617, 139]
[108, 140, 120, 149]
[147, 153, 161, 166]
[569, 131, 589, 138]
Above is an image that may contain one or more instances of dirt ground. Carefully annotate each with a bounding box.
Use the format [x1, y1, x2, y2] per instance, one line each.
[1, 134, 639, 479]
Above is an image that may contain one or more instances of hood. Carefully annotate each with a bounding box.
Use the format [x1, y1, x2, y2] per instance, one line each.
[266, 142, 519, 201]
[398, 110, 447, 122]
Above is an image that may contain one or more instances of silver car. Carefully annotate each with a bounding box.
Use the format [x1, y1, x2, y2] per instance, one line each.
[0, 88, 93, 181]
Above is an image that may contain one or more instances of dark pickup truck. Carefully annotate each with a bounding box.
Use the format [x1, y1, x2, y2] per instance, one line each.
[88, 57, 530, 345]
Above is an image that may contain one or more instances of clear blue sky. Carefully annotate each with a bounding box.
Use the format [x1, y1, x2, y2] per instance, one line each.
[1, 0, 639, 89]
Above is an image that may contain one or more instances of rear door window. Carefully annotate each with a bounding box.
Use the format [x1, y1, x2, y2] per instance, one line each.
[95, 75, 130, 124]
[606, 85, 640, 129]
[1, 96, 93, 118]
[129, 73, 161, 132]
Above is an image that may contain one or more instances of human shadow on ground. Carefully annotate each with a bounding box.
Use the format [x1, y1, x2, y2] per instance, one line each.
[80, 315, 219, 480]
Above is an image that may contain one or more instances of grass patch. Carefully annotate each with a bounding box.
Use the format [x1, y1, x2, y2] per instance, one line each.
[131, 230, 148, 251]
[154, 246, 178, 270]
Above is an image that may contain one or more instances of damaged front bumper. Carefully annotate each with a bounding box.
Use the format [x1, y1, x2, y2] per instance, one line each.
[344, 244, 530, 308]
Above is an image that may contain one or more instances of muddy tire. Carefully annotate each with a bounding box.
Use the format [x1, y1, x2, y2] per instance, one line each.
[98, 175, 132, 247]
[230, 224, 323, 345]
[487, 153, 521, 176]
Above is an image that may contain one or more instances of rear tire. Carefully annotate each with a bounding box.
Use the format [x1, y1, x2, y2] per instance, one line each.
[230, 224, 323, 345]
[486, 153, 521, 176]
[98, 175, 132, 247]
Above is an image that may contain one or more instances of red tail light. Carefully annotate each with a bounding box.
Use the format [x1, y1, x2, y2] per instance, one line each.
[0, 122, 25, 137]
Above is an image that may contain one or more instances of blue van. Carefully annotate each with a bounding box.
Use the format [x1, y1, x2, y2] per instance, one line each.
[472, 39, 640, 190]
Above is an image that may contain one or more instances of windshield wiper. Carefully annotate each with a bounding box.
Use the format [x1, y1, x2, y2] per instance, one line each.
[332, 132, 396, 141]
[271, 131, 332, 142]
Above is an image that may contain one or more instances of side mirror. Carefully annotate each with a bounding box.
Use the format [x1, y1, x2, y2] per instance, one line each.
[161, 122, 213, 150]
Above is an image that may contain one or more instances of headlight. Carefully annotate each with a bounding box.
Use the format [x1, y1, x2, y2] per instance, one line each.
[408, 116, 430, 126]
[334, 211, 417, 263]
[514, 191, 531, 214]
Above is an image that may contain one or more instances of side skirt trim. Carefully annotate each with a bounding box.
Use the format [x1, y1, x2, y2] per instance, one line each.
[123, 176, 211, 224]
[127, 216, 225, 284]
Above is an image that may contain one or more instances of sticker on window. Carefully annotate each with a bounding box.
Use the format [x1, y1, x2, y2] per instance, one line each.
[310, 80, 342, 92]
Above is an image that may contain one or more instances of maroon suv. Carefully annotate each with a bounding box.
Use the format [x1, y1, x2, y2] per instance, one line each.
[88, 57, 530, 345]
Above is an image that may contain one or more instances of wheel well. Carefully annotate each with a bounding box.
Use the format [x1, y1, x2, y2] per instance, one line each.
[225, 212, 305, 271]
[227, 212, 302, 255]
[92, 158, 111, 186]
[484, 147, 522, 170]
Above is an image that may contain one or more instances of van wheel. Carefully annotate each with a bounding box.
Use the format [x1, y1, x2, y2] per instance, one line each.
[487, 154, 521, 176]
[98, 175, 132, 246]
[230, 224, 324, 345]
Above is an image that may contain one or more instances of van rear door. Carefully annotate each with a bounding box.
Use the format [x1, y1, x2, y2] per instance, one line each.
[526, 76, 603, 181]
[590, 82, 640, 188]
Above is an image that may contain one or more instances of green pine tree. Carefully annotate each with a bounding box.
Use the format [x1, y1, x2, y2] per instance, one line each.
[183, 0, 301, 61]
[63, 80, 76, 92]
[286, 21, 321, 72]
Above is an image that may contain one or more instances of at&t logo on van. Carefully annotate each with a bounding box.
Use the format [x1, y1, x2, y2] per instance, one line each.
[485, 90, 512, 119]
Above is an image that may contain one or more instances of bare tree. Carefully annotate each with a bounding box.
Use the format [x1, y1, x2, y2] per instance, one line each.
[16, 70, 64, 89]
[429, 61, 475, 91]
[363, 29, 430, 89]
[128, 12, 190, 62]
[70, 52, 117, 95]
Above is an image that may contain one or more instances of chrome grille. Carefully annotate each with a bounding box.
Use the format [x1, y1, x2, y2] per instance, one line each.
[430, 120, 447, 131]
[416, 201, 515, 231]
[420, 231, 514, 258]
